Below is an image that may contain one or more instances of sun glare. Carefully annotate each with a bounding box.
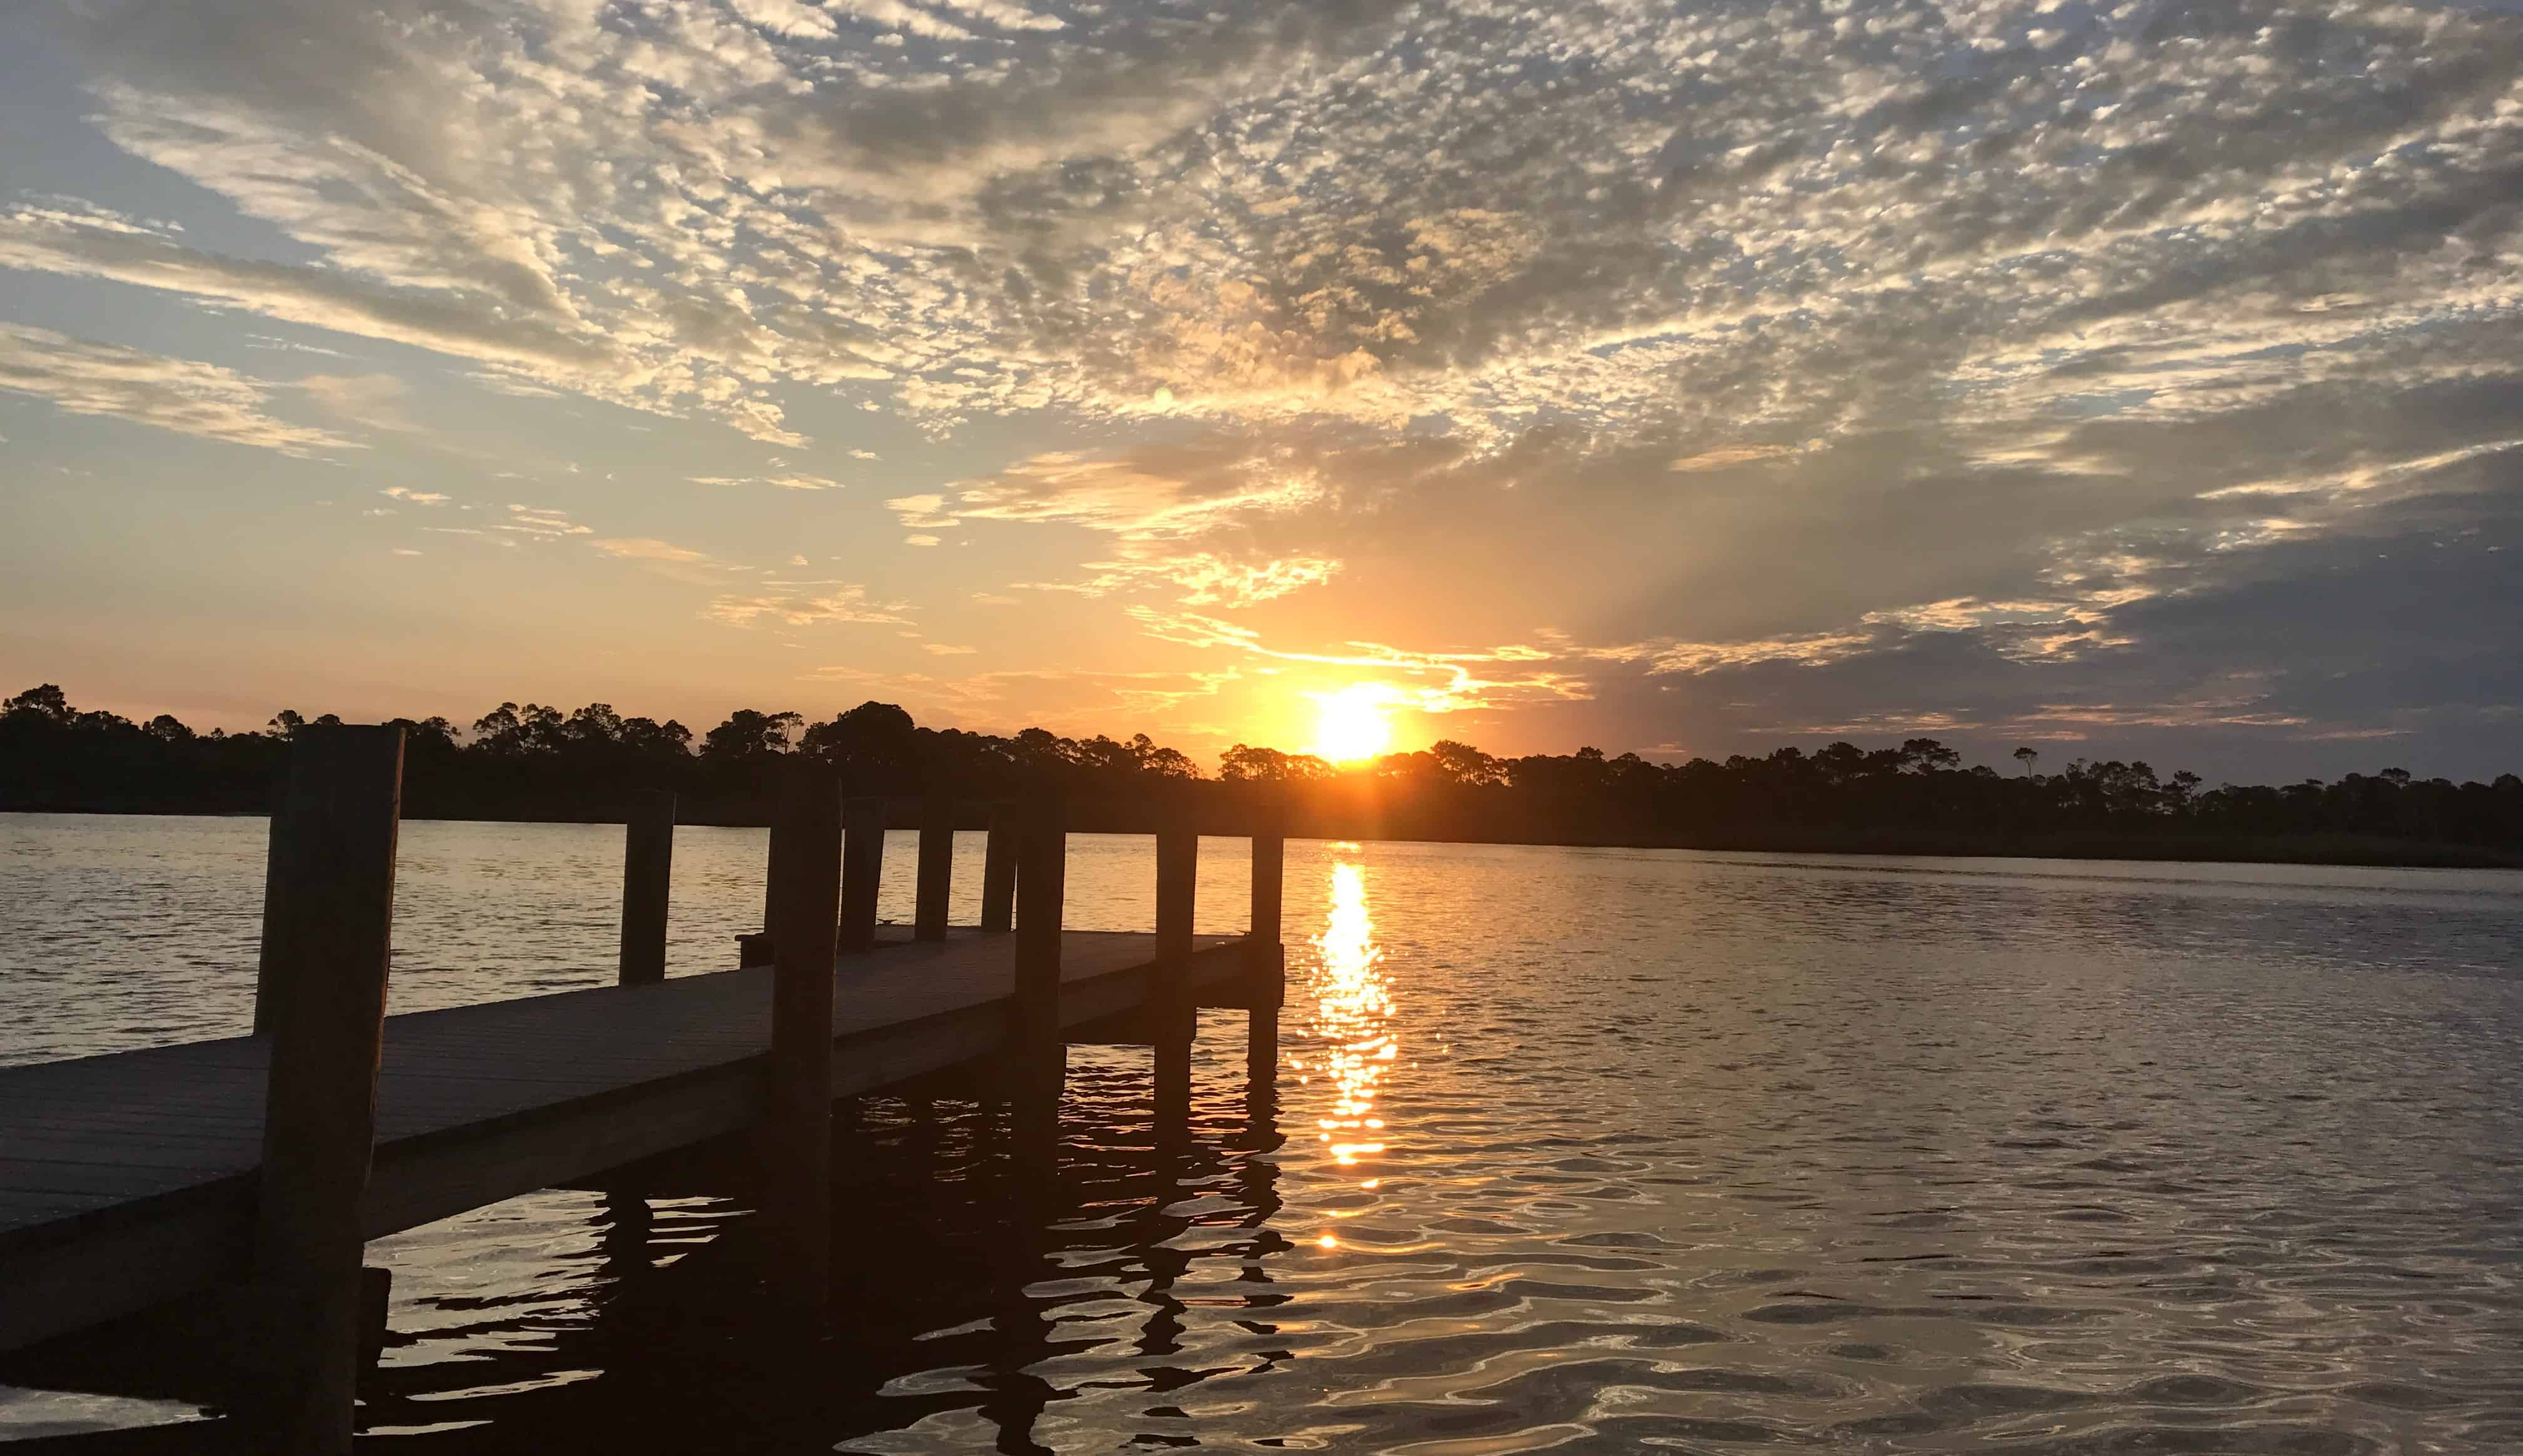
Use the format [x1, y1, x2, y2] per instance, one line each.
[1310, 685, 1395, 762]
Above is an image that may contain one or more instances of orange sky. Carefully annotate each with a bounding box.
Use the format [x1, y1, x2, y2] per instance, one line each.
[4, 0, 2520, 780]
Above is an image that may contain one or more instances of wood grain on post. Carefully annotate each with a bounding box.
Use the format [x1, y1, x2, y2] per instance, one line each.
[244, 723, 405, 1454]
[1250, 801, 1285, 948]
[914, 795, 954, 942]
[251, 761, 292, 1037]
[1246, 800, 1287, 1095]
[979, 805, 1017, 933]
[738, 819, 780, 968]
[765, 768, 843, 1304]
[1153, 811, 1198, 1134]
[1009, 792, 1067, 1164]
[618, 790, 675, 986]
[839, 796, 885, 954]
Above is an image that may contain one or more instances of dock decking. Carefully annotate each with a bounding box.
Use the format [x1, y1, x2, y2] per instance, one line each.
[0, 726, 1287, 1450]
[0, 721, 1292, 1443]
[0, 928, 1253, 1352]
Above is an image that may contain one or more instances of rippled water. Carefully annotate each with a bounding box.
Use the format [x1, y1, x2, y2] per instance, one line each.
[4, 813, 2522, 1452]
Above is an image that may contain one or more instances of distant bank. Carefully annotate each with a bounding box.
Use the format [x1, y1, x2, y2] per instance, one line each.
[4, 801, 2515, 871]
[8, 685, 2520, 872]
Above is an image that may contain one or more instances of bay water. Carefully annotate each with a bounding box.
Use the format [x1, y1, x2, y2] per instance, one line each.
[3, 813, 2519, 1451]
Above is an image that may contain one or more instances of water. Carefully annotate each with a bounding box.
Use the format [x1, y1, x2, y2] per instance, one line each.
[4, 812, 2522, 1452]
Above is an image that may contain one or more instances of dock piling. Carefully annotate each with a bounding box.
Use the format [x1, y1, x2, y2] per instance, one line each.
[980, 805, 1017, 933]
[1153, 811, 1198, 1137]
[765, 768, 844, 1304]
[840, 796, 885, 954]
[357, 1266, 392, 1376]
[618, 790, 675, 986]
[250, 762, 291, 1037]
[1246, 804, 1286, 1097]
[915, 795, 954, 942]
[3, 770, 1271, 1373]
[239, 723, 405, 1453]
[1009, 792, 1067, 1168]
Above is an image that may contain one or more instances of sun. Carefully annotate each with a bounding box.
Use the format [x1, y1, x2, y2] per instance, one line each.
[1310, 685, 1395, 763]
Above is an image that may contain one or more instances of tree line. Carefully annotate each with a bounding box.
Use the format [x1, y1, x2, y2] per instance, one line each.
[4, 684, 2519, 865]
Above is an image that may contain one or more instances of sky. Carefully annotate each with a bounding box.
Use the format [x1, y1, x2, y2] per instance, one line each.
[1, 0, 2518, 782]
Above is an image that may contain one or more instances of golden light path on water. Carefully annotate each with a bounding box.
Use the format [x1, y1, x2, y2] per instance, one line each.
[1299, 851, 1393, 1247]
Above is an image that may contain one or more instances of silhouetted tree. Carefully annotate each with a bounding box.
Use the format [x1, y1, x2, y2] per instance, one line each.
[1220, 744, 1335, 783]
[3, 683, 2519, 863]
[5, 685, 73, 723]
[703, 709, 804, 760]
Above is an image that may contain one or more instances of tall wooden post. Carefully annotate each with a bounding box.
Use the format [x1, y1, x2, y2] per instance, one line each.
[979, 805, 1017, 933]
[241, 724, 404, 1453]
[1246, 803, 1286, 1097]
[252, 761, 291, 1036]
[1009, 792, 1067, 1169]
[1153, 813, 1197, 1138]
[765, 768, 843, 1305]
[839, 796, 885, 954]
[618, 790, 675, 986]
[736, 826, 780, 968]
[915, 795, 954, 942]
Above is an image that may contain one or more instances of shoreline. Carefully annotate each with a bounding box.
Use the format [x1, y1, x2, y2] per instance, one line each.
[8, 802, 2516, 871]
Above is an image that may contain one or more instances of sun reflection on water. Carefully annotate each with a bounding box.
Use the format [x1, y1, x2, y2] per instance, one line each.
[1308, 854, 1392, 1179]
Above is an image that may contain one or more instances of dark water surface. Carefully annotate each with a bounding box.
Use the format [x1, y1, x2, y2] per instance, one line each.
[3, 813, 2521, 1451]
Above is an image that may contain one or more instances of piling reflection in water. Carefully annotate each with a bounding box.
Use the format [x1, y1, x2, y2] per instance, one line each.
[1307, 855, 1391, 1184]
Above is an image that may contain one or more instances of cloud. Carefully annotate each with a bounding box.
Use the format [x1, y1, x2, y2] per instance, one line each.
[1669, 445, 1803, 473]
[16, 0, 2517, 462]
[298, 372, 415, 432]
[945, 442, 1342, 604]
[690, 471, 840, 491]
[593, 537, 712, 563]
[13, 0, 2523, 772]
[707, 583, 912, 627]
[1128, 606, 1596, 717]
[497, 503, 591, 538]
[0, 323, 358, 456]
[798, 662, 1249, 734]
[885, 492, 956, 529]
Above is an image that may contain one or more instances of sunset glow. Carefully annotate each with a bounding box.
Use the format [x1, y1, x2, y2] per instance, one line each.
[1312, 857, 1392, 1174]
[1, 0, 2515, 782]
[1310, 686, 1395, 763]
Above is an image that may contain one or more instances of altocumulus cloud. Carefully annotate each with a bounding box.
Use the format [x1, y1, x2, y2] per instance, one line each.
[4, 0, 2522, 772]
[0, 323, 357, 457]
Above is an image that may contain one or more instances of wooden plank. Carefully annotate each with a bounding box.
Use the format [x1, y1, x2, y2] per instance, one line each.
[363, 1070, 761, 1238]
[0, 1137, 261, 1169]
[0, 1195, 252, 1352]
[0, 924, 1248, 1354]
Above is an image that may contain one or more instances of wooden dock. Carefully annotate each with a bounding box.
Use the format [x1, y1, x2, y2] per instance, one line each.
[0, 726, 1286, 1452]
